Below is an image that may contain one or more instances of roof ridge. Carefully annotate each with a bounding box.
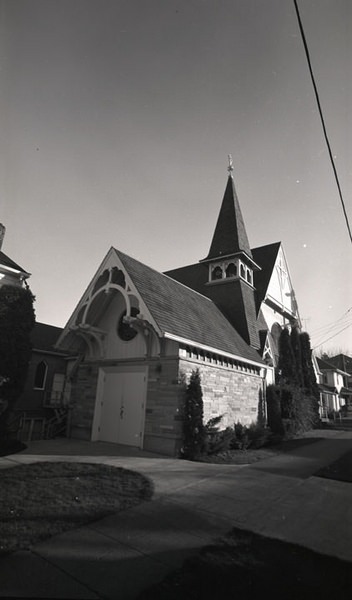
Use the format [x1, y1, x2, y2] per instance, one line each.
[114, 248, 214, 303]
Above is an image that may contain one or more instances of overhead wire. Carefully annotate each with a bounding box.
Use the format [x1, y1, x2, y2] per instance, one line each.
[313, 319, 352, 348]
[309, 306, 352, 335]
[313, 321, 352, 350]
[293, 0, 352, 244]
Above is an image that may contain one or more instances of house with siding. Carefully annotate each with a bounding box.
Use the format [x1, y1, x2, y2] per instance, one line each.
[317, 356, 352, 418]
[0, 223, 30, 288]
[56, 166, 302, 456]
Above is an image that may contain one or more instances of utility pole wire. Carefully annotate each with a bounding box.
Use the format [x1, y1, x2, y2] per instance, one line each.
[313, 321, 352, 349]
[293, 0, 352, 244]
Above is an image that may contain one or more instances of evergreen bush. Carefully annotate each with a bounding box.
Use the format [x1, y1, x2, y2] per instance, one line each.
[181, 369, 206, 460]
[266, 384, 284, 436]
[270, 328, 321, 437]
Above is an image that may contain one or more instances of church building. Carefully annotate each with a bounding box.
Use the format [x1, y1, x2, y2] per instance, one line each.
[56, 162, 301, 456]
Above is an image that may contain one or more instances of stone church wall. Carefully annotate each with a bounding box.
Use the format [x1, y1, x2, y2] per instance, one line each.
[69, 363, 100, 440]
[143, 357, 184, 456]
[67, 354, 264, 455]
[179, 358, 264, 428]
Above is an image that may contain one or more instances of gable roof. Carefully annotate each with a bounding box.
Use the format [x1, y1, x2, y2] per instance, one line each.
[31, 322, 64, 352]
[251, 242, 281, 311]
[326, 354, 352, 375]
[0, 250, 29, 275]
[204, 175, 253, 261]
[316, 356, 350, 376]
[165, 262, 208, 294]
[115, 249, 263, 365]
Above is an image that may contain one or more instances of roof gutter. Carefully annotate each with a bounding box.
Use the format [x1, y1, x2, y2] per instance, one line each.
[0, 264, 31, 279]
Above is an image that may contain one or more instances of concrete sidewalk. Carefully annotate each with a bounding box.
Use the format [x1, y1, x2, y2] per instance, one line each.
[1, 430, 352, 599]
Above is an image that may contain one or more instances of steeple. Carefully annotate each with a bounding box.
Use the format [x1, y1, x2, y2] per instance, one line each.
[205, 168, 253, 261]
[199, 160, 261, 349]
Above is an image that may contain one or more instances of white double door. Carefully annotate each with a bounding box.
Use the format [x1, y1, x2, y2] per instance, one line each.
[97, 368, 147, 447]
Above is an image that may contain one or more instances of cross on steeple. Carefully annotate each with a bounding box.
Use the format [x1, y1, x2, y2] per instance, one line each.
[227, 154, 234, 174]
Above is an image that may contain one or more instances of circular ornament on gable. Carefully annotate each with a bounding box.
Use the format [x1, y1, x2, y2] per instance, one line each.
[117, 307, 139, 341]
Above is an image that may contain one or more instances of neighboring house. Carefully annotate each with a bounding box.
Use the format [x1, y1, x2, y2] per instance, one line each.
[56, 167, 303, 455]
[0, 224, 68, 440]
[13, 322, 69, 442]
[16, 322, 67, 411]
[316, 357, 351, 417]
[318, 354, 352, 416]
[0, 223, 30, 288]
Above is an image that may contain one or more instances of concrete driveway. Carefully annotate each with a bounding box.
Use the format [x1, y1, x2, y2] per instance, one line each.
[1, 429, 352, 599]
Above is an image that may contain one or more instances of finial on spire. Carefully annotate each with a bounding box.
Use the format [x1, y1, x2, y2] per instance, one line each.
[227, 154, 234, 174]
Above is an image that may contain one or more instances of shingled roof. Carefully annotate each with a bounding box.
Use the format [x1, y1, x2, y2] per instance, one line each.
[115, 249, 263, 365]
[31, 322, 64, 353]
[204, 175, 253, 260]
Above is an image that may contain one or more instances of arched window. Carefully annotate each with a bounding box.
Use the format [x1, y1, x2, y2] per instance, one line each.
[34, 361, 48, 390]
[211, 266, 223, 280]
[240, 264, 245, 279]
[246, 269, 252, 284]
[226, 263, 237, 278]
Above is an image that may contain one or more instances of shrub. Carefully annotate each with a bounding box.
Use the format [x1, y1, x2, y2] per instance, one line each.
[246, 423, 272, 449]
[181, 369, 206, 460]
[266, 385, 284, 436]
[206, 426, 236, 455]
[0, 285, 35, 440]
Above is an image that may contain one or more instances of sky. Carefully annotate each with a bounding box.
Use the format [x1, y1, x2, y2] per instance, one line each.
[0, 0, 351, 354]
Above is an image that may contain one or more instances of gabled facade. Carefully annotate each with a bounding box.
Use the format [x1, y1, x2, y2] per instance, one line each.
[252, 242, 301, 371]
[56, 245, 266, 455]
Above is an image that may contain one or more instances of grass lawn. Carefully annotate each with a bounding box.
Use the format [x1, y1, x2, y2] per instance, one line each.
[0, 461, 153, 555]
[138, 527, 352, 600]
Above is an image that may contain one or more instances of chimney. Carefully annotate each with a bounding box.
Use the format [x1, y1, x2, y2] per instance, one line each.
[0, 224, 5, 251]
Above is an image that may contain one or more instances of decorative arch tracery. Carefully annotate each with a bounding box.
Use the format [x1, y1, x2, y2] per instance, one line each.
[68, 264, 160, 359]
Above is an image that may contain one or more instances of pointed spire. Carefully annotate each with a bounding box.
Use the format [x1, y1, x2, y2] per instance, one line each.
[205, 167, 253, 260]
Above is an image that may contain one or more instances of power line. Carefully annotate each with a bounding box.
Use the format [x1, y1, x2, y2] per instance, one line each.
[313, 321, 352, 350]
[313, 319, 352, 347]
[310, 308, 352, 335]
[293, 0, 352, 245]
